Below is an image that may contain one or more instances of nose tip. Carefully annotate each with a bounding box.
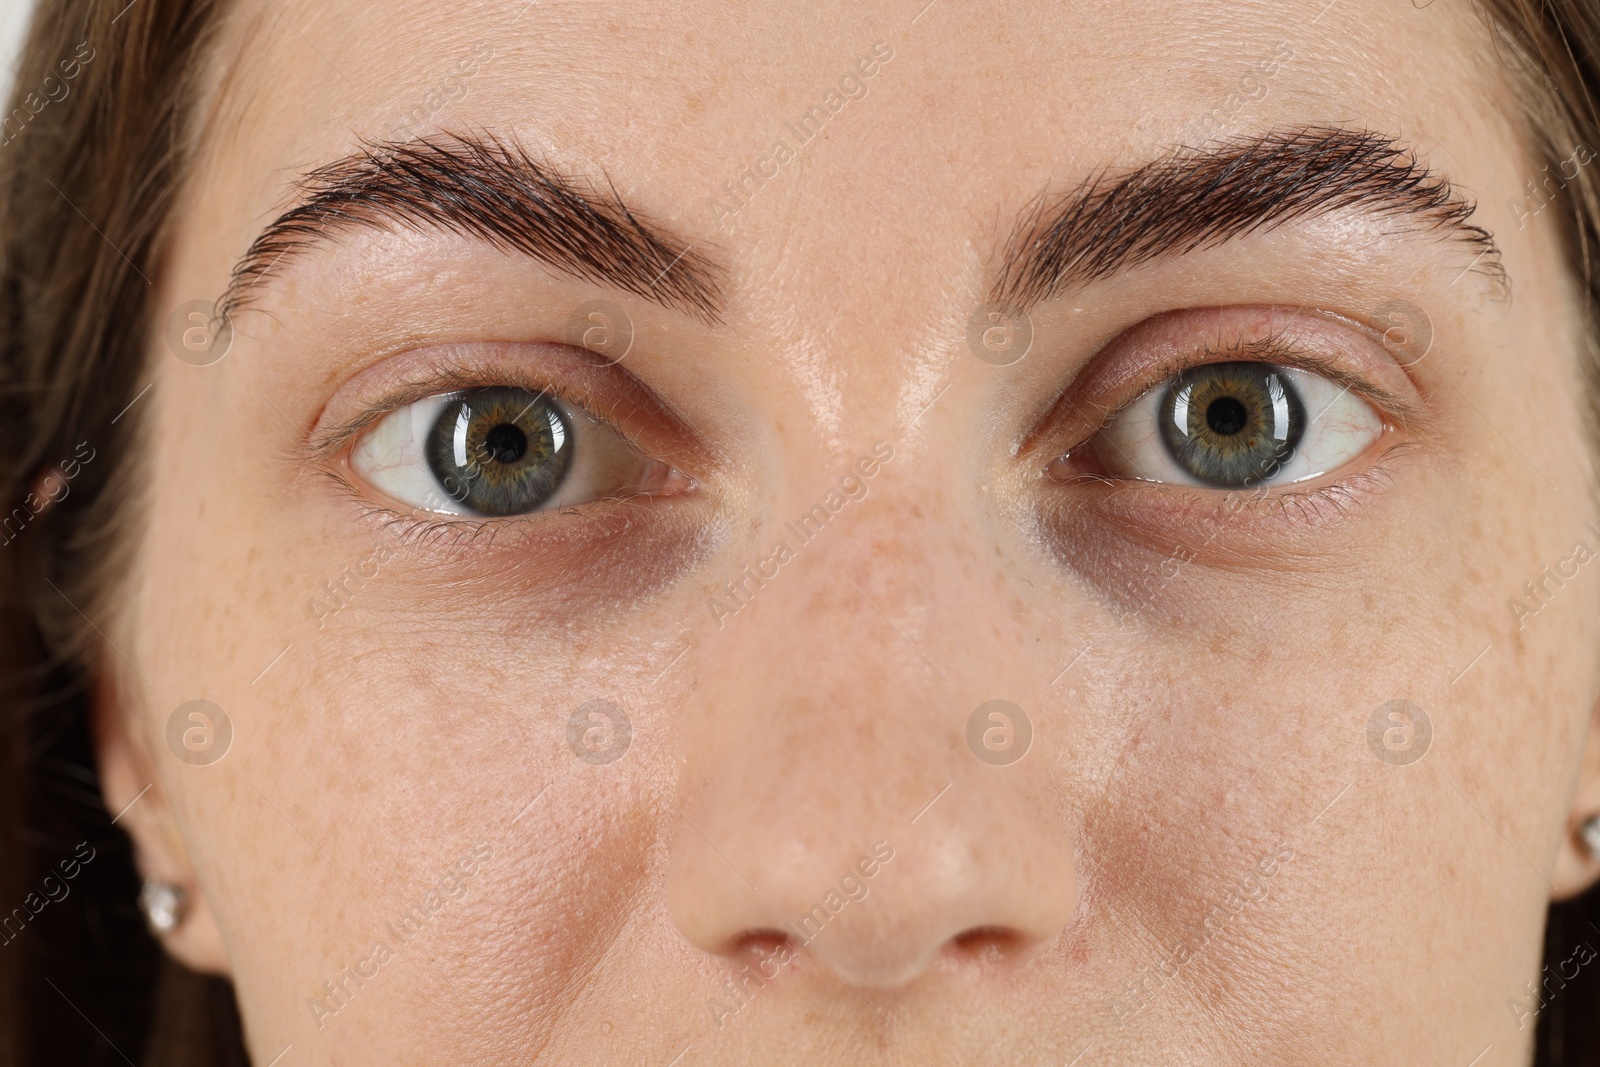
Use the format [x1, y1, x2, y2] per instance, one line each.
[668, 794, 1078, 990]
[819, 926, 1032, 990]
[794, 832, 1077, 989]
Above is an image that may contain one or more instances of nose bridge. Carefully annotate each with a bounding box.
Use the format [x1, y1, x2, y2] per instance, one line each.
[668, 462, 1078, 987]
[699, 463, 980, 800]
[746, 451, 972, 689]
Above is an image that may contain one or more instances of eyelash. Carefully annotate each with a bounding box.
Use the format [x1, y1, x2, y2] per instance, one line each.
[322, 466, 666, 552]
[318, 465, 521, 547]
[1036, 447, 1418, 579]
[304, 356, 642, 467]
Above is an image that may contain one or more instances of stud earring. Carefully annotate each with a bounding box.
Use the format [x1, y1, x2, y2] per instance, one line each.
[1579, 814, 1600, 861]
[138, 880, 187, 935]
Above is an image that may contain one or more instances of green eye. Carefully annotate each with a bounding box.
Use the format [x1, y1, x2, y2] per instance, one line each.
[1157, 363, 1305, 487]
[350, 382, 677, 518]
[423, 388, 573, 516]
[1090, 361, 1383, 489]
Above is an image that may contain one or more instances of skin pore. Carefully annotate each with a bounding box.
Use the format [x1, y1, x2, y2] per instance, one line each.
[88, 0, 1600, 1063]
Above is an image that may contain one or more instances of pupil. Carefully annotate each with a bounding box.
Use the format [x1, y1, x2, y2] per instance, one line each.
[1205, 396, 1248, 436]
[482, 423, 527, 465]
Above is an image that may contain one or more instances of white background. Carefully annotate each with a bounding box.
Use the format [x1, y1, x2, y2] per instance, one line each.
[2, 0, 39, 103]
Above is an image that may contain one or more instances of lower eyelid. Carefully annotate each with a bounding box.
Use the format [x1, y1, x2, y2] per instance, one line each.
[1035, 455, 1411, 587]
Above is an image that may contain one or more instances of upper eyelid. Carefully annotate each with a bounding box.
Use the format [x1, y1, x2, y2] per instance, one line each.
[302, 359, 638, 467]
[1214, 331, 1419, 420]
[304, 372, 465, 463]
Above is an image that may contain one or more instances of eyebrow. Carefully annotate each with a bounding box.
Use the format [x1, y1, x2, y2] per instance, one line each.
[219, 134, 725, 324]
[991, 126, 1505, 311]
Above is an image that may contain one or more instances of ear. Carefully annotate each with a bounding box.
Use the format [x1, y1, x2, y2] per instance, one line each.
[1553, 698, 1600, 900]
[93, 673, 231, 974]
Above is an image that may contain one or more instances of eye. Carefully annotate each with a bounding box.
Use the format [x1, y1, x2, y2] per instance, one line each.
[1087, 361, 1383, 488]
[350, 385, 678, 516]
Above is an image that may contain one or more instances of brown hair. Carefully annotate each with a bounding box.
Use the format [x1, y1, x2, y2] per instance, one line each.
[0, 0, 1597, 1062]
[0, 0, 245, 1062]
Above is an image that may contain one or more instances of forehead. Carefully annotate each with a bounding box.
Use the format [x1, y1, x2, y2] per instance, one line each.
[194, 0, 1513, 284]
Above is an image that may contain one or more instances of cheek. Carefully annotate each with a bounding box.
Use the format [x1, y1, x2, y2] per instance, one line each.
[148, 613, 673, 1053]
[1073, 471, 1600, 1046]
[127, 370, 696, 1050]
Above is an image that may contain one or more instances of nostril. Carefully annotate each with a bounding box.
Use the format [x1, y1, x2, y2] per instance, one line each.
[948, 926, 1030, 966]
[708, 929, 805, 1025]
[730, 928, 793, 962]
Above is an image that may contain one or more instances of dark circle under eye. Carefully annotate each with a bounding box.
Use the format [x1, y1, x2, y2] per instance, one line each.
[1157, 362, 1305, 487]
[423, 387, 573, 516]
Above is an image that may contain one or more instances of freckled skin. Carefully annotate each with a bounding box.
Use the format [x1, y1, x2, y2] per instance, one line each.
[91, 0, 1600, 1064]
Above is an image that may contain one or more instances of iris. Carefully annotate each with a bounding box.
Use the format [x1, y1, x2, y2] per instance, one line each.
[1157, 362, 1305, 487]
[423, 387, 573, 515]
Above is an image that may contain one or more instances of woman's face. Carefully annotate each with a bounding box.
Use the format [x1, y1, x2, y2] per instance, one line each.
[98, 0, 1600, 1062]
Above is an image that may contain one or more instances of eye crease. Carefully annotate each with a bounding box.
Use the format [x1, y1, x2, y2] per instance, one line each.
[349, 384, 681, 517]
[1088, 360, 1384, 489]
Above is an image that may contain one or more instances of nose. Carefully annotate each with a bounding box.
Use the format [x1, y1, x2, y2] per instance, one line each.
[667, 506, 1078, 989]
[671, 764, 1076, 988]
[668, 677, 1078, 990]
